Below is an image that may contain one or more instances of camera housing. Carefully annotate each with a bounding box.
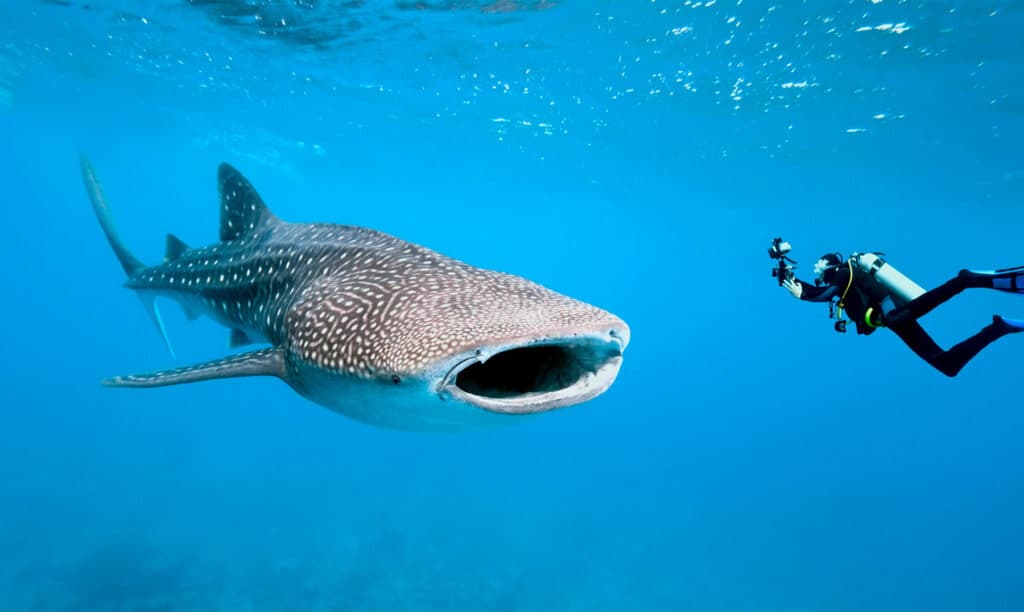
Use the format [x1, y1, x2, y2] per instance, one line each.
[769, 237, 796, 285]
[768, 238, 792, 259]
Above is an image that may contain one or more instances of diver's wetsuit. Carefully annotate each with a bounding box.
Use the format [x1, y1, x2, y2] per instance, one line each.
[791, 266, 876, 335]
[792, 266, 1023, 377]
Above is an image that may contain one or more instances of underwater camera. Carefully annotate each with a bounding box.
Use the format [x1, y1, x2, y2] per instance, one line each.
[769, 237, 796, 286]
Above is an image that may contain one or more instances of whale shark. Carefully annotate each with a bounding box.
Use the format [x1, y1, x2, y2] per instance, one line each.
[83, 156, 630, 431]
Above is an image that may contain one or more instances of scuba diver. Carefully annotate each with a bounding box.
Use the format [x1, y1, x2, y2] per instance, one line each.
[769, 238, 1024, 377]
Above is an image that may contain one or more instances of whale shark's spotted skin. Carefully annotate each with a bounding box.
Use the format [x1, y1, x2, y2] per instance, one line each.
[83, 157, 629, 431]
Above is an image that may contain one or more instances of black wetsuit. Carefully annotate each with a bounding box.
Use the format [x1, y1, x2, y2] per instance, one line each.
[793, 266, 1018, 377]
[792, 266, 877, 335]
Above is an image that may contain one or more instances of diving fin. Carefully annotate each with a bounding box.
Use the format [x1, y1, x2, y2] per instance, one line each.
[994, 315, 1024, 334]
[967, 266, 1024, 294]
[103, 348, 287, 388]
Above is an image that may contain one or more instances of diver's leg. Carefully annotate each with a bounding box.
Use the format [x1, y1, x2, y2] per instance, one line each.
[888, 318, 1015, 377]
[884, 270, 1005, 326]
[884, 273, 970, 326]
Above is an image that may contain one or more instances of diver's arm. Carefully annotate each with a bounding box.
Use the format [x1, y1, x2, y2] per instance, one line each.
[783, 277, 838, 302]
[801, 282, 839, 302]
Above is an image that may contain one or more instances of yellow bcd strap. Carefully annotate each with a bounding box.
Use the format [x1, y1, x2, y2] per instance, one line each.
[835, 259, 855, 320]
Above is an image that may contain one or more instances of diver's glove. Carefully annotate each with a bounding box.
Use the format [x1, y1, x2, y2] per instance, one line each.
[782, 277, 803, 299]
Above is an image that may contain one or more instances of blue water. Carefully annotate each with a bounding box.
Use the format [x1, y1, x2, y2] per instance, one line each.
[1, 1, 1023, 609]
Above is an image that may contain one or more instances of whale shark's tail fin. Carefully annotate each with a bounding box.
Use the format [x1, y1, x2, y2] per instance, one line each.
[81, 155, 144, 277]
[81, 155, 175, 357]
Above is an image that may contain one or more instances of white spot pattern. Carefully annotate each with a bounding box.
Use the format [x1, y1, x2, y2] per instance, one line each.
[127, 214, 623, 382]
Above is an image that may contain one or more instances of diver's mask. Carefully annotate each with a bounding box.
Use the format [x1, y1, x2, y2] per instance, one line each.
[813, 253, 844, 285]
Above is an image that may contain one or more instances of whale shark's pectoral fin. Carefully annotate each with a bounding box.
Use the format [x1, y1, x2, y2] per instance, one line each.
[102, 348, 286, 388]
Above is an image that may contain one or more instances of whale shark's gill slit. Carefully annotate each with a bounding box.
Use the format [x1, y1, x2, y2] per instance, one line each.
[454, 342, 618, 400]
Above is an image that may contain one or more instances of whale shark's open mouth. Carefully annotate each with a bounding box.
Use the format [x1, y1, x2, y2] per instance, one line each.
[442, 335, 625, 414]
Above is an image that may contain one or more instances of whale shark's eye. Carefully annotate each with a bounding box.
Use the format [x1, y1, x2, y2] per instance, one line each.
[391, 375, 401, 384]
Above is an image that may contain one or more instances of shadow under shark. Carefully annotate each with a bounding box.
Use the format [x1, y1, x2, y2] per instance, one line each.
[83, 157, 630, 431]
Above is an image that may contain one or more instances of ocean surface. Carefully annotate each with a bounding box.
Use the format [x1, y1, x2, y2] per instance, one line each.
[1, 1, 1022, 610]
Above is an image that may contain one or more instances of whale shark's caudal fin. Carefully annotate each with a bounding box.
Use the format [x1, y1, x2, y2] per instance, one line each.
[80, 156, 144, 276]
[81, 155, 176, 357]
[135, 293, 176, 358]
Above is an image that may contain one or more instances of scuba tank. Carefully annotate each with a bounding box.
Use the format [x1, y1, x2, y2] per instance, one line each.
[849, 252, 925, 306]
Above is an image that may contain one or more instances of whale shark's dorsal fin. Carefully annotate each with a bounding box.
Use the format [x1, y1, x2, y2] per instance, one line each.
[217, 163, 279, 242]
[164, 233, 190, 262]
[102, 347, 287, 388]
